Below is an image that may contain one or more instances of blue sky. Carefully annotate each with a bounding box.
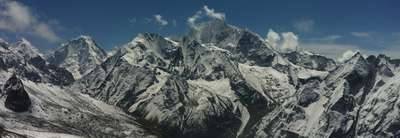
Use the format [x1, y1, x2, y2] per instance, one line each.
[1, 0, 400, 58]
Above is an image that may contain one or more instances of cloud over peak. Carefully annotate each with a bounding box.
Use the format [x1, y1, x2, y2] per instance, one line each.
[203, 5, 225, 21]
[265, 29, 280, 49]
[281, 32, 299, 52]
[0, 0, 60, 42]
[153, 14, 168, 26]
[187, 5, 226, 27]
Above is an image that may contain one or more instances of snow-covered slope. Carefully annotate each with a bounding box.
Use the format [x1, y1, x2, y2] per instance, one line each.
[48, 35, 107, 79]
[0, 72, 158, 138]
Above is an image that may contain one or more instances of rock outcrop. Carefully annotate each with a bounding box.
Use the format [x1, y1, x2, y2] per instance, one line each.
[3, 74, 31, 112]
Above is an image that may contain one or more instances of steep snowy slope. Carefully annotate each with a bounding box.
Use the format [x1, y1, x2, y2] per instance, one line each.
[0, 72, 158, 138]
[248, 52, 400, 138]
[48, 35, 107, 79]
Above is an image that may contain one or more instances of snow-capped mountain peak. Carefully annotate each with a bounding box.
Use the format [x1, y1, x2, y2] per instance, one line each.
[48, 35, 107, 79]
[10, 38, 42, 59]
[115, 33, 179, 67]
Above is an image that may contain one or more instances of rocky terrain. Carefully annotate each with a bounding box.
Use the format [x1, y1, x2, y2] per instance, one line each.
[1, 20, 400, 138]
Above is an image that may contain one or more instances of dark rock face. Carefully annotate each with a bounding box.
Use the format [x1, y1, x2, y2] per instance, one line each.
[28, 56, 74, 85]
[4, 74, 31, 112]
[298, 89, 319, 107]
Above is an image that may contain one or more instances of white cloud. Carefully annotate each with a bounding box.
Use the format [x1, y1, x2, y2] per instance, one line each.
[0, 0, 60, 42]
[153, 14, 168, 26]
[0, 0, 33, 31]
[188, 11, 201, 27]
[187, 5, 226, 27]
[281, 32, 299, 52]
[33, 23, 59, 42]
[265, 29, 280, 49]
[203, 5, 225, 21]
[350, 32, 371, 38]
[264, 30, 400, 59]
[293, 19, 315, 33]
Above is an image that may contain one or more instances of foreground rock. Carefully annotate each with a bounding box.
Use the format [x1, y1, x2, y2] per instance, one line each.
[3, 74, 31, 112]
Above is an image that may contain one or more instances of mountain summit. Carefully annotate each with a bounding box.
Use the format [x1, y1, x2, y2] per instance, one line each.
[48, 35, 107, 79]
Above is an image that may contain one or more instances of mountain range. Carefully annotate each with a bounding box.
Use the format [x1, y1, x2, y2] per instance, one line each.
[1, 20, 400, 138]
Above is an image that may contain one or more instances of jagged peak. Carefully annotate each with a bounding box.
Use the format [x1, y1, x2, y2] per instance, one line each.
[190, 20, 240, 35]
[4, 73, 23, 91]
[14, 38, 37, 50]
[140, 32, 163, 39]
[58, 35, 107, 57]
[116, 33, 179, 66]
[376, 54, 390, 64]
[65, 35, 106, 53]
[344, 51, 367, 65]
[77, 35, 92, 40]
[126, 33, 161, 45]
[188, 20, 241, 43]
[351, 51, 362, 58]
[11, 38, 42, 58]
[62, 35, 97, 48]
[124, 33, 177, 50]
[337, 51, 370, 76]
[16, 38, 32, 46]
[337, 50, 360, 63]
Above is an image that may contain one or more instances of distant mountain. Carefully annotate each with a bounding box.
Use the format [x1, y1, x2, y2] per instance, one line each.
[10, 38, 43, 59]
[0, 38, 73, 85]
[1, 20, 400, 137]
[48, 35, 107, 79]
